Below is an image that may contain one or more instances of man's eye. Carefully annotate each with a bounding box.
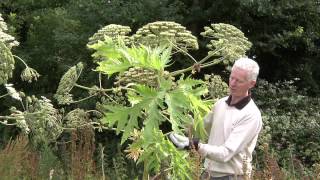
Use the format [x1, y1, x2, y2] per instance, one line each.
[230, 77, 237, 81]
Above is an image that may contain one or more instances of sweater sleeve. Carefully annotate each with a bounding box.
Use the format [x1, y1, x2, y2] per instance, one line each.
[198, 113, 262, 162]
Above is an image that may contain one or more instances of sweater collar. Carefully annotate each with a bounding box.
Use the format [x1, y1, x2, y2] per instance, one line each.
[225, 94, 251, 110]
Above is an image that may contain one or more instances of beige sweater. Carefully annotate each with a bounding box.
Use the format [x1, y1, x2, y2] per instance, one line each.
[198, 96, 262, 177]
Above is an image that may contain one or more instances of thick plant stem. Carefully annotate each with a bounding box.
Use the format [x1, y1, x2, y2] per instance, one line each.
[168, 39, 198, 63]
[200, 57, 225, 69]
[100, 144, 106, 180]
[13, 55, 28, 67]
[0, 93, 9, 99]
[74, 83, 112, 92]
[171, 54, 217, 76]
[68, 94, 96, 104]
[170, 47, 226, 76]
[143, 160, 149, 180]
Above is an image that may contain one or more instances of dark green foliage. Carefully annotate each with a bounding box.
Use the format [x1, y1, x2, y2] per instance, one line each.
[180, 0, 320, 95]
[237, 0, 320, 95]
[1, 1, 96, 95]
[0, 0, 194, 98]
[1, 0, 320, 95]
[102, 144, 131, 180]
[253, 80, 320, 167]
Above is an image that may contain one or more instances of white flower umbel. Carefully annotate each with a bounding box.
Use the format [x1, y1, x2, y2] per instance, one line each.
[11, 109, 30, 134]
[16, 117, 30, 134]
[4, 83, 22, 101]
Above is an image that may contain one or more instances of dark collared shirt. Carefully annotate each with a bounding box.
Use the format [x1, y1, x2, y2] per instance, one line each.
[225, 95, 251, 110]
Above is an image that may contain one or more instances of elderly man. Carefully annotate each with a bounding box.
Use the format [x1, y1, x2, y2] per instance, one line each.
[170, 57, 262, 180]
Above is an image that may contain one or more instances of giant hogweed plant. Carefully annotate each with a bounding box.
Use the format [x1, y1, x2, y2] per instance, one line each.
[0, 15, 94, 149]
[87, 39, 210, 179]
[0, 13, 64, 148]
[78, 21, 250, 178]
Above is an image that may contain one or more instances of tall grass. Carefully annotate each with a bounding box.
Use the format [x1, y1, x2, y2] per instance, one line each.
[0, 135, 319, 179]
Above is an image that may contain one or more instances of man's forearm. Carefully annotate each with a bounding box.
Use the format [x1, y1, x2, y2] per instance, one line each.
[198, 143, 234, 162]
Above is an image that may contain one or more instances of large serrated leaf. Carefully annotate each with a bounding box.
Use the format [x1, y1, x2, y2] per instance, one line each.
[96, 59, 131, 75]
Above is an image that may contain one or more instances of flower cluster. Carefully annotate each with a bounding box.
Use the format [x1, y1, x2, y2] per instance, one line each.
[201, 23, 252, 66]
[0, 42, 15, 85]
[20, 67, 40, 83]
[0, 13, 20, 85]
[54, 62, 83, 105]
[133, 21, 198, 51]
[114, 67, 158, 87]
[25, 96, 63, 145]
[0, 13, 19, 48]
[204, 74, 229, 100]
[63, 108, 90, 128]
[9, 107, 30, 134]
[87, 24, 132, 46]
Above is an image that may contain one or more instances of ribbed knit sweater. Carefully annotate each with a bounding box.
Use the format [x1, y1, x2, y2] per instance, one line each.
[198, 96, 262, 177]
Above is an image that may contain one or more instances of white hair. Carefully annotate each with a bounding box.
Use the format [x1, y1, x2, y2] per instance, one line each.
[232, 57, 260, 81]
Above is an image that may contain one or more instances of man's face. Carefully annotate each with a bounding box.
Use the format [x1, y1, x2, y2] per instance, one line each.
[229, 67, 256, 97]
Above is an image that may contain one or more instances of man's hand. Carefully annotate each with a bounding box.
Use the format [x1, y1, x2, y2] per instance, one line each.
[169, 133, 190, 149]
[168, 133, 199, 150]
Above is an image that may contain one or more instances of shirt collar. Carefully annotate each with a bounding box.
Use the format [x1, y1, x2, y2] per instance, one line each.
[225, 94, 251, 110]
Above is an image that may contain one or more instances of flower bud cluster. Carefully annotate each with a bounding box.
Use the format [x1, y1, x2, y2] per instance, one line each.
[21, 67, 40, 83]
[25, 96, 63, 145]
[204, 74, 229, 100]
[0, 13, 20, 85]
[0, 13, 19, 48]
[9, 107, 30, 134]
[114, 67, 158, 87]
[63, 108, 90, 128]
[133, 21, 198, 51]
[0, 31, 19, 48]
[201, 23, 252, 65]
[87, 24, 132, 46]
[54, 62, 83, 105]
[0, 42, 15, 85]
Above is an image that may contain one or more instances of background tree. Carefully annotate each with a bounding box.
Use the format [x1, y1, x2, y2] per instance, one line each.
[1, 0, 320, 95]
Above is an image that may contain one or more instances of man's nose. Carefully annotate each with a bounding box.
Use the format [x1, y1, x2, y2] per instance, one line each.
[229, 79, 237, 86]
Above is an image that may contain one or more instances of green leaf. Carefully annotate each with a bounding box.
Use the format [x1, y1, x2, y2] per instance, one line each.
[165, 90, 191, 132]
[144, 102, 164, 138]
[102, 104, 141, 144]
[133, 84, 166, 136]
[96, 58, 131, 75]
[177, 76, 204, 91]
[88, 37, 122, 60]
[127, 91, 142, 105]
[165, 77, 211, 139]
[93, 38, 172, 76]
[122, 107, 140, 144]
[146, 45, 172, 71]
[103, 84, 168, 144]
[136, 129, 192, 179]
[101, 105, 128, 133]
